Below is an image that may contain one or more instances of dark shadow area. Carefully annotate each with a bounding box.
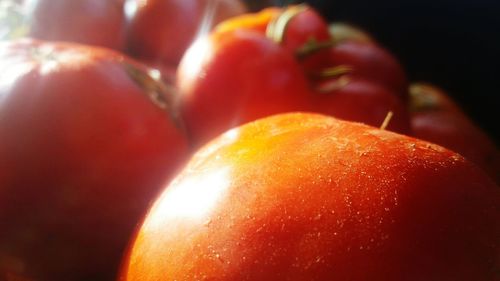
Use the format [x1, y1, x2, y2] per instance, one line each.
[245, 0, 499, 142]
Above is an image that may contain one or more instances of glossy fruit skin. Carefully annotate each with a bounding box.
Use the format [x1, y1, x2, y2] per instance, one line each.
[312, 77, 411, 134]
[409, 83, 500, 183]
[120, 112, 499, 281]
[176, 29, 312, 146]
[329, 41, 408, 98]
[25, 0, 125, 50]
[125, 0, 246, 66]
[0, 39, 189, 281]
[305, 41, 408, 100]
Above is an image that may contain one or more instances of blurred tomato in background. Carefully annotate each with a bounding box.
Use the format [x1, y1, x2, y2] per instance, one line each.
[24, 0, 126, 50]
[314, 0, 499, 141]
[2, 0, 499, 144]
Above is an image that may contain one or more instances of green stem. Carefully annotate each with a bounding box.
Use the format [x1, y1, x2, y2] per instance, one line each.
[265, 4, 309, 43]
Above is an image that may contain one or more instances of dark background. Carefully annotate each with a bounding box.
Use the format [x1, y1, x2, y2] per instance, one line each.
[246, 0, 500, 142]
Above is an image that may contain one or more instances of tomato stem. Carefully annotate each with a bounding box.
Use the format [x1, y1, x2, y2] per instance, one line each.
[123, 62, 186, 132]
[266, 4, 335, 60]
[265, 4, 308, 44]
[380, 111, 394, 130]
[295, 38, 336, 59]
[124, 63, 171, 110]
[316, 75, 351, 93]
[315, 65, 353, 78]
[408, 84, 440, 113]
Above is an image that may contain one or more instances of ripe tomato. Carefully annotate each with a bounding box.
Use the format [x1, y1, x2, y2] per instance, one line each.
[305, 41, 408, 100]
[120, 112, 499, 281]
[0, 39, 189, 281]
[125, 0, 247, 66]
[312, 76, 411, 134]
[176, 29, 312, 146]
[409, 83, 500, 183]
[266, 5, 331, 54]
[215, 4, 331, 56]
[330, 41, 408, 98]
[25, 0, 126, 50]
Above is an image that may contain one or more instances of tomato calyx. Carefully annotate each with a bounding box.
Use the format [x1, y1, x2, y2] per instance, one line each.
[295, 37, 335, 59]
[315, 75, 352, 93]
[311, 65, 353, 93]
[123, 62, 172, 110]
[265, 4, 309, 44]
[313, 65, 353, 79]
[266, 4, 333, 60]
[328, 22, 375, 44]
[123, 62, 185, 130]
[408, 84, 441, 112]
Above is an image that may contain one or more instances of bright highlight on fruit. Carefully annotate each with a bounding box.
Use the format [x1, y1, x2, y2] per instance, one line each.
[120, 112, 499, 281]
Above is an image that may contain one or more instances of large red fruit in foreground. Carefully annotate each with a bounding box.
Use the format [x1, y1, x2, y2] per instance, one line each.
[120, 113, 499, 281]
[0, 39, 189, 281]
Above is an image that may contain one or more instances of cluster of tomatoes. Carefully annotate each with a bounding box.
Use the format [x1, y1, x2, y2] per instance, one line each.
[0, 1, 499, 281]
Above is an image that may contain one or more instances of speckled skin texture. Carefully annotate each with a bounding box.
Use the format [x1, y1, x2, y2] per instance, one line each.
[121, 113, 499, 281]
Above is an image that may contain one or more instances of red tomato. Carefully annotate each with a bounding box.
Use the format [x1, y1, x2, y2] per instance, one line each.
[312, 76, 411, 134]
[216, 3, 336, 72]
[329, 41, 408, 98]
[216, 5, 331, 55]
[120, 112, 500, 281]
[266, 5, 331, 53]
[125, 0, 247, 66]
[303, 41, 408, 101]
[25, 0, 126, 50]
[0, 39, 189, 281]
[409, 83, 500, 183]
[176, 29, 312, 146]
